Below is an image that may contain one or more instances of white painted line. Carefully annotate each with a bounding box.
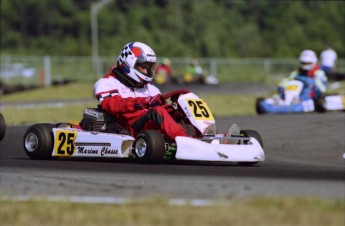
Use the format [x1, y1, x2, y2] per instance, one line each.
[15, 102, 67, 109]
[1, 195, 227, 207]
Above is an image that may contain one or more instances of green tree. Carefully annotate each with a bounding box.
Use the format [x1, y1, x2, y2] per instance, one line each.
[1, 0, 344, 57]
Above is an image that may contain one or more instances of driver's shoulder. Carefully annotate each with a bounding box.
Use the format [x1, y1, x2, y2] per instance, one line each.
[314, 69, 326, 76]
[288, 70, 298, 77]
[146, 83, 161, 94]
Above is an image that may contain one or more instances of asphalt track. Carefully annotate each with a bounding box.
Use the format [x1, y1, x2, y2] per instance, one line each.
[0, 112, 344, 201]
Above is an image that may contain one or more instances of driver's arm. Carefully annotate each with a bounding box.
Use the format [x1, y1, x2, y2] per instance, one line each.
[314, 71, 328, 93]
[99, 95, 149, 116]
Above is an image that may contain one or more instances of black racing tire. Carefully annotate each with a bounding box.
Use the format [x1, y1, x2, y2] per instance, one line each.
[314, 95, 327, 113]
[238, 130, 263, 166]
[241, 130, 263, 148]
[132, 130, 165, 163]
[255, 97, 265, 115]
[23, 123, 55, 160]
[0, 113, 6, 141]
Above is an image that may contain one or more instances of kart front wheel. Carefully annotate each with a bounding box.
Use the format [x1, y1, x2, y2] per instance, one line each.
[23, 123, 55, 160]
[241, 130, 263, 148]
[238, 130, 263, 166]
[132, 130, 165, 163]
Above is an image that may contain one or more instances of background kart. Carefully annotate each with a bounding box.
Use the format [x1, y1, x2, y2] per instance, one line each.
[23, 90, 265, 165]
[256, 79, 345, 114]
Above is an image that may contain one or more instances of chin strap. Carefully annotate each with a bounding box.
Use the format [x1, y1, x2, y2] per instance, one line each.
[112, 67, 144, 88]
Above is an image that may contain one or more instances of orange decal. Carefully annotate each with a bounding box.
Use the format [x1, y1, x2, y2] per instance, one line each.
[132, 47, 142, 57]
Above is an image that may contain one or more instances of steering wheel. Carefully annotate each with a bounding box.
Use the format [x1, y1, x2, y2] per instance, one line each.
[162, 89, 191, 102]
[162, 89, 191, 118]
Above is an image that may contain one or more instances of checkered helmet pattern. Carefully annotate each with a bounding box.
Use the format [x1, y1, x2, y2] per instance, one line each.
[117, 42, 157, 86]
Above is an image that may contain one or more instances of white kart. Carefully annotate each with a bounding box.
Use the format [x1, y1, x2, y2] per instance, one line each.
[23, 90, 265, 165]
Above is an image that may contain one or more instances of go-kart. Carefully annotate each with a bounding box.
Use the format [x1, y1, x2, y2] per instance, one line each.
[23, 90, 265, 165]
[256, 79, 345, 114]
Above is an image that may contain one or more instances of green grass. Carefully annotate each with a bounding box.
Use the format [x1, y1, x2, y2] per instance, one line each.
[1, 82, 94, 102]
[203, 94, 257, 116]
[1, 81, 344, 125]
[0, 83, 96, 125]
[0, 197, 343, 226]
[1, 104, 96, 125]
[0, 82, 257, 125]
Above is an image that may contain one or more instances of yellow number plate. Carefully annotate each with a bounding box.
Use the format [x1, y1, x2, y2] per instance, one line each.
[286, 85, 299, 91]
[186, 99, 214, 121]
[54, 130, 77, 156]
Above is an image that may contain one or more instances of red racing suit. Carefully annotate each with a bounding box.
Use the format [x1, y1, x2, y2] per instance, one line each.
[94, 68, 188, 140]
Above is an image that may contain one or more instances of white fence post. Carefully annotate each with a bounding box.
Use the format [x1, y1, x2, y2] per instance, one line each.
[210, 59, 217, 76]
[44, 56, 51, 87]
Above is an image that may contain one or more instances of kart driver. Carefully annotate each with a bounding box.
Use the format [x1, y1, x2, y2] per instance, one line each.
[94, 41, 188, 141]
[278, 49, 327, 101]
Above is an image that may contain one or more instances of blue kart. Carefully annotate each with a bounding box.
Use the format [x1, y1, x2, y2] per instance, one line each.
[256, 77, 329, 114]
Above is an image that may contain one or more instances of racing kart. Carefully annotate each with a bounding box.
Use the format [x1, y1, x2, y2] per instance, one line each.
[256, 79, 345, 114]
[23, 90, 265, 165]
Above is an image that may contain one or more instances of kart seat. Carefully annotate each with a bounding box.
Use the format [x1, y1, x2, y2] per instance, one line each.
[79, 106, 130, 135]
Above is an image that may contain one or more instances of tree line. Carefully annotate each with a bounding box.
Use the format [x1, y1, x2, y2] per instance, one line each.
[1, 0, 344, 58]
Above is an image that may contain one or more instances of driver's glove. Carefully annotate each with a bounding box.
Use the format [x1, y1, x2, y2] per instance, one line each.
[147, 94, 165, 107]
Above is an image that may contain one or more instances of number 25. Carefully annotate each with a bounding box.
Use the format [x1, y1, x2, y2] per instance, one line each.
[188, 100, 210, 118]
[57, 132, 75, 155]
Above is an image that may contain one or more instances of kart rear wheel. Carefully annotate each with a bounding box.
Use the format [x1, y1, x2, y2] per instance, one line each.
[132, 130, 165, 163]
[23, 123, 55, 160]
[314, 95, 327, 113]
[0, 113, 6, 141]
[238, 130, 263, 166]
[255, 97, 265, 115]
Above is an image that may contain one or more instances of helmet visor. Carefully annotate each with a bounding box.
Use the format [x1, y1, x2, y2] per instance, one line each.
[300, 61, 313, 65]
[135, 62, 157, 78]
[300, 61, 314, 70]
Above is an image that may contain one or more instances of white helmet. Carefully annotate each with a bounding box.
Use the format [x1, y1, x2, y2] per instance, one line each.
[117, 42, 157, 87]
[299, 49, 317, 70]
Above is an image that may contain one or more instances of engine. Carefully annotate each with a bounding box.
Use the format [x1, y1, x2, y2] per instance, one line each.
[80, 107, 130, 135]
